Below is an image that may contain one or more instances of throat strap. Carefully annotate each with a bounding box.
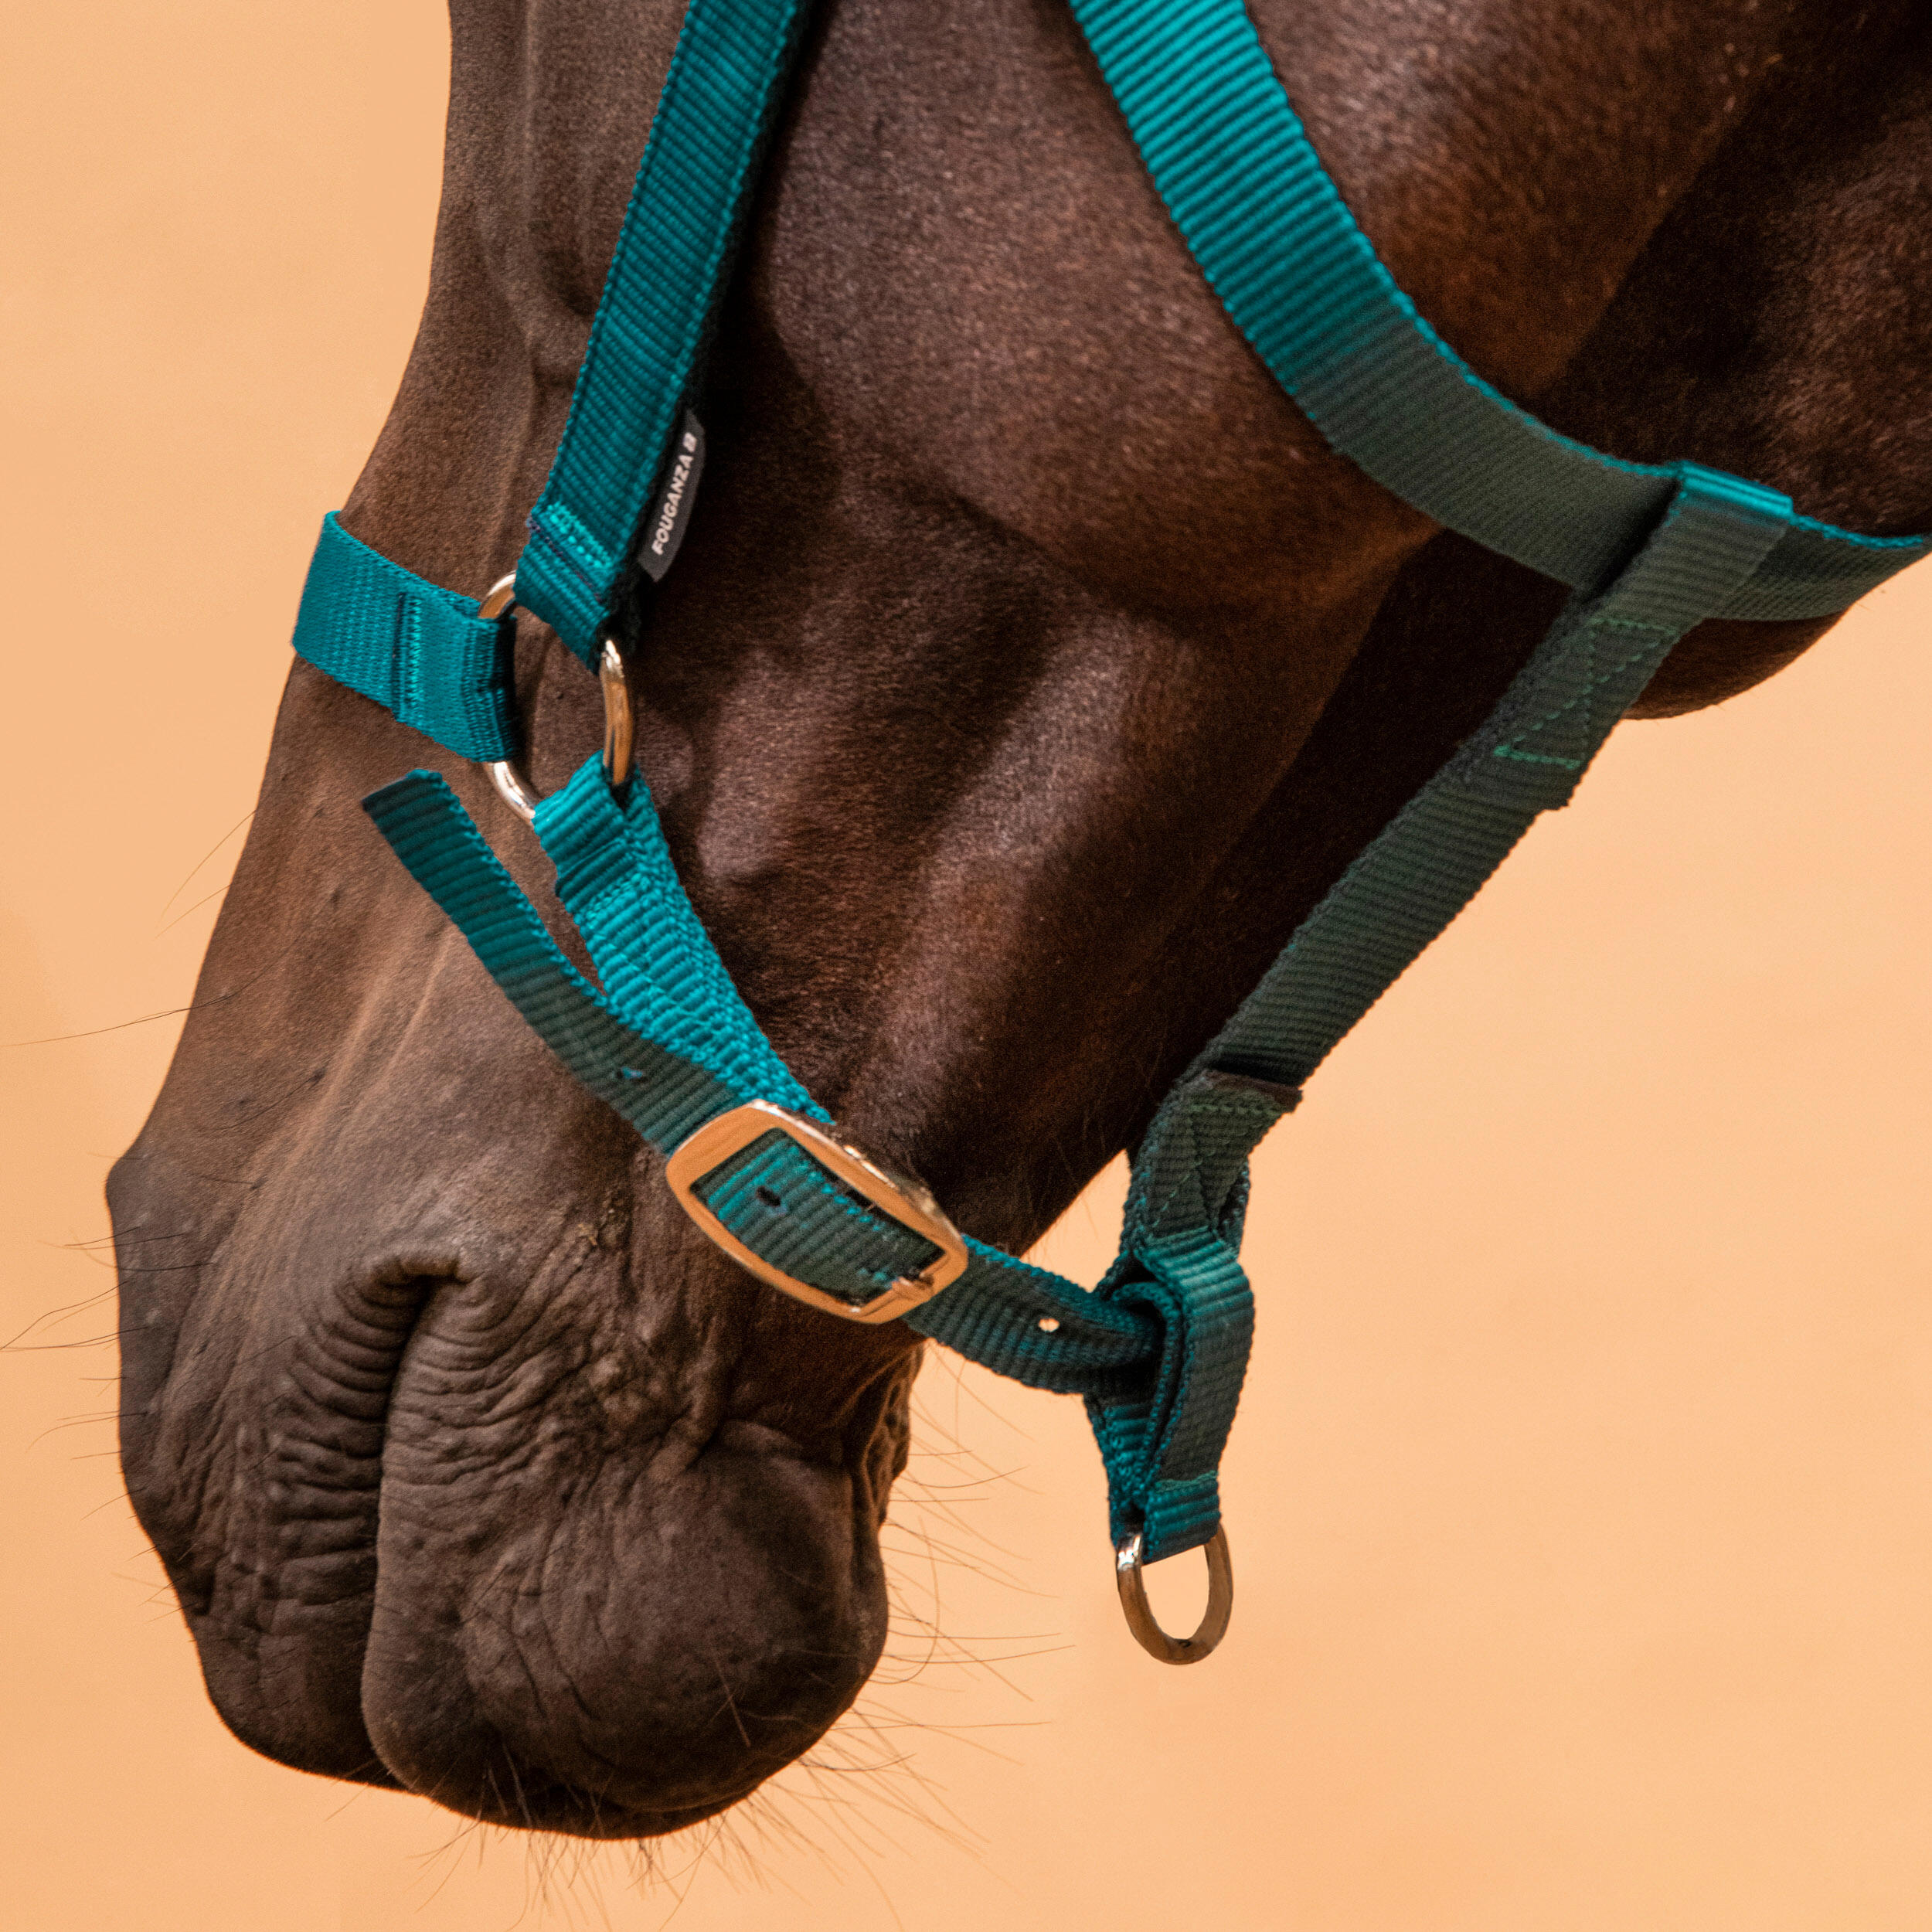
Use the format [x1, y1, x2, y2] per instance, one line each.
[1189, 464, 1792, 1098]
[1083, 461, 1791, 1556]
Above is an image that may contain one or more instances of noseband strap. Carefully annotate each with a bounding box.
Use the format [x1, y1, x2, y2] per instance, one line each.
[287, 0, 1928, 1659]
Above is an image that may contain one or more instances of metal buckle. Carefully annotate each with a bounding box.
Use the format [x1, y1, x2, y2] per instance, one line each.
[1114, 1525, 1233, 1664]
[664, 1100, 969, 1324]
[476, 573, 634, 824]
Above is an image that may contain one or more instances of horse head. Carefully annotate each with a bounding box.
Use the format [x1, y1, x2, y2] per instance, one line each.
[110, 0, 1932, 1838]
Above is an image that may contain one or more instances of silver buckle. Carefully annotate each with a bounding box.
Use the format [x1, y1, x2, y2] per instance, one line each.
[664, 1100, 969, 1324]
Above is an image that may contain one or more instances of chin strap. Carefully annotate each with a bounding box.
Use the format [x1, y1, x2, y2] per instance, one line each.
[287, 0, 1924, 1662]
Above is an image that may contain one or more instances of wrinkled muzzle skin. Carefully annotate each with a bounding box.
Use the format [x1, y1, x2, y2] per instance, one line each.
[111, 730, 920, 1831]
[111, 0, 1932, 1838]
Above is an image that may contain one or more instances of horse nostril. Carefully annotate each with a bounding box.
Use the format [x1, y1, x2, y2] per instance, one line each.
[755, 1186, 785, 1212]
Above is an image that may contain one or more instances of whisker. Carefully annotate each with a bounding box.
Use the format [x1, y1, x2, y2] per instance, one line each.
[152, 806, 255, 927]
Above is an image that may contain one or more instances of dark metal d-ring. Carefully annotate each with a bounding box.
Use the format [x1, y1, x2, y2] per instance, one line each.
[476, 573, 634, 825]
[1114, 1525, 1233, 1664]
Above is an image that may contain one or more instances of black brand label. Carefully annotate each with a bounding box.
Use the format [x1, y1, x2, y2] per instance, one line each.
[637, 411, 706, 581]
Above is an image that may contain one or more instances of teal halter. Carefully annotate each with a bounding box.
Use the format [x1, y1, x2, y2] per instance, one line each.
[288, 0, 1929, 1660]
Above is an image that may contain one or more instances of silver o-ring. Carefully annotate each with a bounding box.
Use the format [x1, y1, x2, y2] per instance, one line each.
[476, 573, 634, 824]
[1114, 1524, 1233, 1664]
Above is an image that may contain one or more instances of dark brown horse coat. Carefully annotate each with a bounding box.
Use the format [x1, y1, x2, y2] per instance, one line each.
[111, 0, 1932, 1838]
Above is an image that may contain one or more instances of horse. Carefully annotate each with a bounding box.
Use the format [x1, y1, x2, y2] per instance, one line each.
[108, 0, 1932, 1841]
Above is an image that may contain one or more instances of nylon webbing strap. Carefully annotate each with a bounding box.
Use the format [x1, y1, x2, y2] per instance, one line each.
[1085, 1072, 1287, 1554]
[359, 451, 1783, 1561]
[365, 770, 749, 1151]
[531, 760, 1164, 1400]
[518, 0, 814, 660]
[1191, 464, 1791, 1097]
[533, 759, 822, 1116]
[366, 470, 1781, 1557]
[1067, 0, 1928, 620]
[291, 514, 516, 763]
[1081, 463, 1792, 1553]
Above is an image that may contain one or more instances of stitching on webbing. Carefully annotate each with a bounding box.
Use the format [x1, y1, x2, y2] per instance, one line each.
[1138, 1094, 1274, 1233]
[1495, 617, 1675, 760]
[388, 594, 406, 713]
[1141, 1117, 1209, 1234]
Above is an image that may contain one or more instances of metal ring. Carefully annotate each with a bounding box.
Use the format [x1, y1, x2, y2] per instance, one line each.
[476, 574, 634, 825]
[1114, 1525, 1233, 1665]
[478, 570, 519, 623]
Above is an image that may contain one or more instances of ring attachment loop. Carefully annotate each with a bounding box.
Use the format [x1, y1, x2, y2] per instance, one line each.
[1114, 1524, 1233, 1664]
[477, 574, 634, 824]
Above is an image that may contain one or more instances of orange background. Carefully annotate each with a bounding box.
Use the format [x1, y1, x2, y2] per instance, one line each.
[5, 7, 1930, 1928]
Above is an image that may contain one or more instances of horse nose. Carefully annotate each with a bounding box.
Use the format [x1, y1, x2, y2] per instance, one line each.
[358, 1433, 888, 1837]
